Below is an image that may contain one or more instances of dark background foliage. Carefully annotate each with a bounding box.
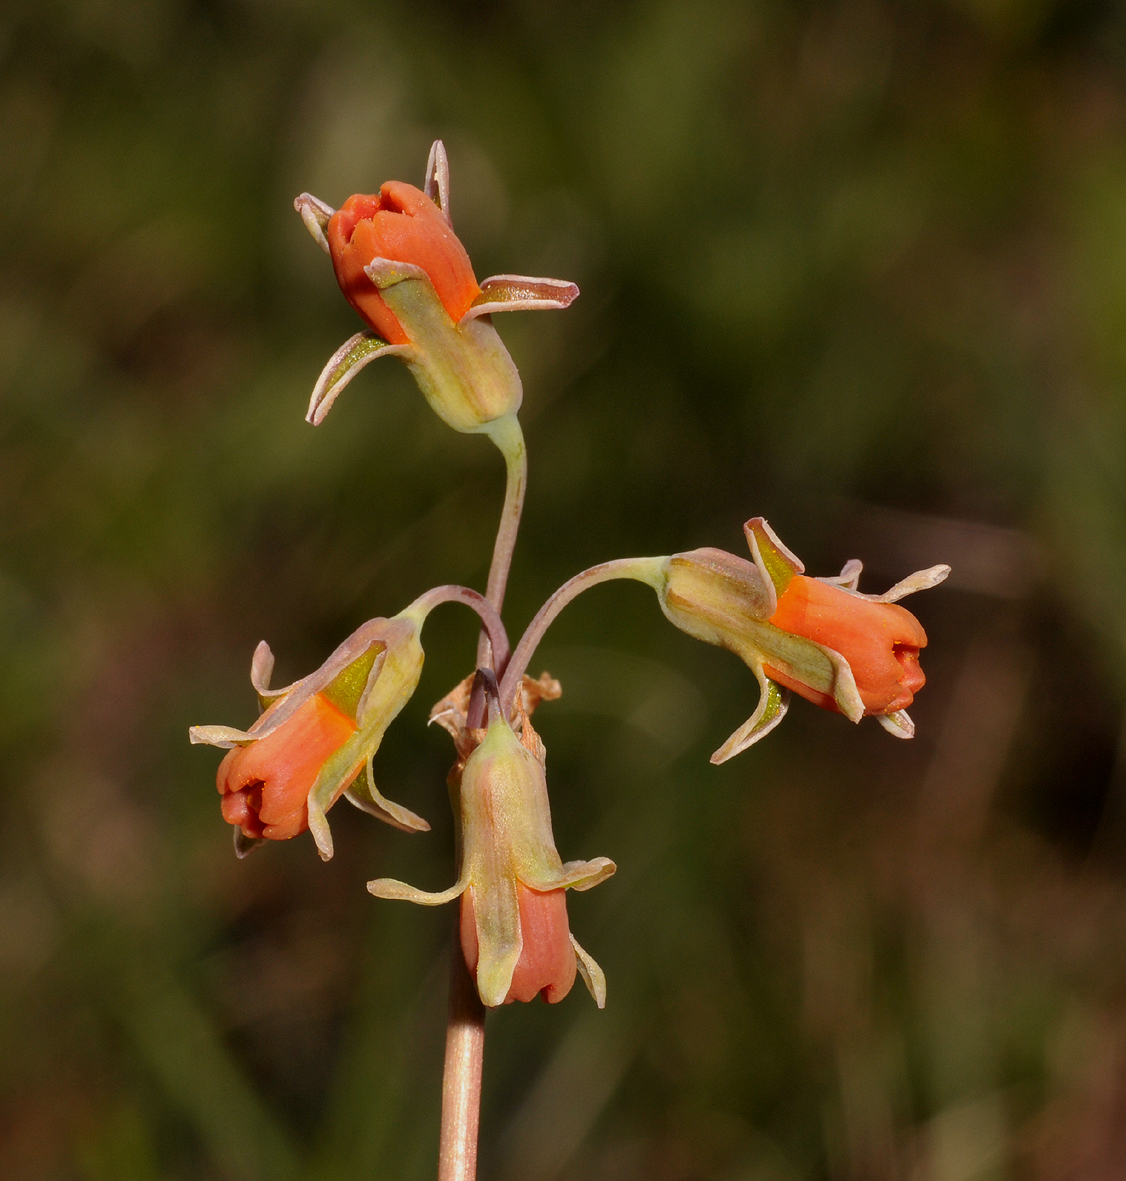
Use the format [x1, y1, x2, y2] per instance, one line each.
[4, 0, 1126, 1177]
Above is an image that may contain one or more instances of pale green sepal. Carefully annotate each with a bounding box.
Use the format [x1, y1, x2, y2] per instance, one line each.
[307, 331, 413, 426]
[344, 757, 430, 833]
[461, 275, 580, 322]
[877, 709, 915, 739]
[659, 548, 775, 640]
[822, 645, 865, 722]
[872, 564, 950, 602]
[294, 192, 334, 253]
[745, 517, 804, 605]
[472, 876, 524, 1008]
[710, 671, 790, 765]
[531, 857, 616, 893]
[322, 647, 382, 719]
[306, 645, 429, 861]
[363, 257, 523, 434]
[307, 786, 337, 862]
[233, 829, 264, 859]
[571, 936, 607, 1009]
[749, 626, 865, 724]
[366, 876, 467, 905]
[189, 724, 255, 748]
[424, 139, 451, 220]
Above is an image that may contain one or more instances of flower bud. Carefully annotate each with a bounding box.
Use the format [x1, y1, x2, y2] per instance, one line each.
[191, 610, 430, 860]
[297, 141, 578, 439]
[654, 517, 949, 759]
[327, 183, 480, 345]
[368, 671, 613, 1008]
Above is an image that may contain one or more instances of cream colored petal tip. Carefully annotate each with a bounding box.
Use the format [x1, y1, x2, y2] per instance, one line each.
[363, 257, 430, 288]
[461, 275, 580, 322]
[366, 877, 467, 906]
[571, 936, 607, 1008]
[529, 856, 616, 893]
[424, 139, 451, 220]
[875, 564, 951, 603]
[188, 724, 254, 748]
[877, 709, 915, 739]
[294, 192, 334, 253]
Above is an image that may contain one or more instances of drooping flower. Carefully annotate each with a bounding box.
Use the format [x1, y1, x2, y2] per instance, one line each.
[369, 670, 613, 1008]
[294, 141, 579, 441]
[654, 517, 949, 761]
[190, 609, 430, 860]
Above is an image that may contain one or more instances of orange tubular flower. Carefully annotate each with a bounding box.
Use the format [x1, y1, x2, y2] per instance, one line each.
[294, 141, 579, 438]
[766, 575, 928, 715]
[653, 517, 950, 760]
[191, 609, 431, 859]
[368, 671, 613, 1009]
[217, 692, 357, 841]
[326, 183, 481, 346]
[460, 883, 577, 1005]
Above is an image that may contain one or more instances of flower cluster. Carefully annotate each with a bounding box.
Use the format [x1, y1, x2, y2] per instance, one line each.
[193, 143, 949, 1015]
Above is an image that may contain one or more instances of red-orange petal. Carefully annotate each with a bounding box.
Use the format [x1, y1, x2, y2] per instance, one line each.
[216, 692, 358, 841]
[459, 884, 577, 1006]
[767, 575, 928, 715]
[326, 183, 480, 345]
[508, 885, 577, 1004]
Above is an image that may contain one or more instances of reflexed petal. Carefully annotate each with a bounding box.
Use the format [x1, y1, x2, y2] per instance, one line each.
[294, 192, 334, 253]
[233, 830, 264, 859]
[873, 564, 951, 603]
[306, 331, 412, 426]
[461, 275, 580, 322]
[877, 708, 915, 738]
[424, 139, 451, 220]
[710, 673, 790, 764]
[571, 936, 607, 1009]
[745, 517, 804, 606]
[821, 558, 863, 590]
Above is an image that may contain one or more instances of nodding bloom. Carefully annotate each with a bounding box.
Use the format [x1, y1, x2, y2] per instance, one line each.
[190, 610, 430, 860]
[654, 517, 949, 762]
[369, 671, 614, 1008]
[294, 140, 579, 440]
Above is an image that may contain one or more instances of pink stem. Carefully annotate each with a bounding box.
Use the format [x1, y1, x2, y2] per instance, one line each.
[437, 929, 487, 1181]
[411, 585, 510, 672]
[498, 557, 666, 715]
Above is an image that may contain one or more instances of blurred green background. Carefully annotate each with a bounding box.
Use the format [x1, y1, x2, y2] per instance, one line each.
[4, 0, 1126, 1177]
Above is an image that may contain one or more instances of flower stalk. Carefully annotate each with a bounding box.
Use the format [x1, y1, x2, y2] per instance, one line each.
[498, 557, 667, 714]
[194, 139, 951, 1181]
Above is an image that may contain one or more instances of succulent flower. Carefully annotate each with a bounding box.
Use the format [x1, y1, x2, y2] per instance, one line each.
[190, 609, 430, 860]
[654, 517, 949, 761]
[369, 671, 613, 1008]
[294, 141, 579, 442]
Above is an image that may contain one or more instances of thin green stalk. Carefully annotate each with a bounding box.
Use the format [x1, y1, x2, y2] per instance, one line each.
[476, 415, 527, 671]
